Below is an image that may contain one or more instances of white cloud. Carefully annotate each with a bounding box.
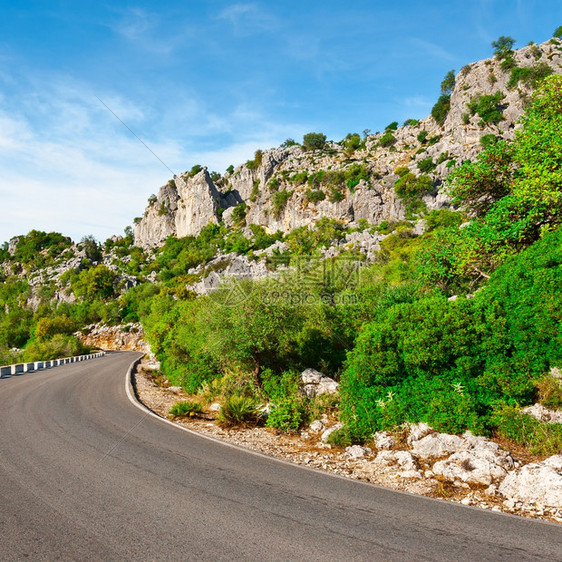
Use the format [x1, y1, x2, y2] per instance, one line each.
[215, 3, 276, 33]
[411, 38, 457, 62]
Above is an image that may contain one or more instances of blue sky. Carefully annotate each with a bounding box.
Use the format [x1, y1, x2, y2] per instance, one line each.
[0, 0, 560, 244]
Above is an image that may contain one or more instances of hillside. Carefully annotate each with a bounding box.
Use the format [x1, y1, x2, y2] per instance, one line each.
[1, 34, 561, 476]
[133, 39, 562, 248]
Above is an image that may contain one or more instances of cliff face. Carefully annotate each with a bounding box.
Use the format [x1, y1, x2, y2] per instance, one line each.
[133, 40, 562, 249]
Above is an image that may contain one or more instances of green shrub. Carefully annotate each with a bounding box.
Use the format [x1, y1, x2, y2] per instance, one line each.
[272, 189, 293, 217]
[226, 165, 234, 174]
[303, 132, 327, 151]
[246, 150, 263, 170]
[249, 179, 260, 202]
[231, 203, 248, 226]
[431, 94, 451, 126]
[385, 121, 398, 131]
[403, 119, 419, 127]
[266, 397, 306, 431]
[305, 189, 326, 203]
[169, 400, 205, 418]
[291, 171, 308, 185]
[507, 62, 553, 89]
[417, 130, 428, 144]
[268, 177, 280, 192]
[492, 36, 515, 59]
[536, 374, 562, 409]
[187, 164, 203, 177]
[493, 406, 562, 456]
[466, 91, 505, 126]
[379, 131, 396, 147]
[417, 157, 435, 173]
[217, 395, 260, 427]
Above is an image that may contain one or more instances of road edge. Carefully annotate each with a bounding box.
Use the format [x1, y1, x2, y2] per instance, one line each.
[121, 353, 562, 525]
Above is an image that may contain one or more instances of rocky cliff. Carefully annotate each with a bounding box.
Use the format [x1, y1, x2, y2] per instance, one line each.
[134, 40, 562, 248]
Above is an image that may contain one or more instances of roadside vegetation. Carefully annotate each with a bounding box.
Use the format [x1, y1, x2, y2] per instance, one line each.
[0, 56, 560, 456]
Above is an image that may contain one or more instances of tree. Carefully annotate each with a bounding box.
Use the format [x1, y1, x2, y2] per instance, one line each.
[431, 70, 456, 126]
[553, 26, 562, 39]
[81, 235, 102, 263]
[440, 69, 456, 96]
[302, 132, 327, 151]
[492, 36, 515, 58]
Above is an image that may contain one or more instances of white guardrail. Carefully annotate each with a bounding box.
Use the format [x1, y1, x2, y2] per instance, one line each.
[0, 352, 105, 378]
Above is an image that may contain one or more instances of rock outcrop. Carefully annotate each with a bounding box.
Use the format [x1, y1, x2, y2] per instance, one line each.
[133, 40, 562, 250]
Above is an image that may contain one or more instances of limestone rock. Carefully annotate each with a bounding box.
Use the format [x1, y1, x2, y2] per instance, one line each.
[411, 433, 464, 459]
[346, 445, 372, 459]
[498, 455, 562, 508]
[407, 422, 433, 444]
[300, 368, 339, 398]
[373, 450, 422, 479]
[321, 422, 344, 443]
[523, 403, 562, 424]
[432, 450, 510, 486]
[374, 431, 396, 450]
[309, 420, 325, 433]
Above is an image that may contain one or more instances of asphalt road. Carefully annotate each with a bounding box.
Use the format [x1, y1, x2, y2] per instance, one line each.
[1, 351, 561, 561]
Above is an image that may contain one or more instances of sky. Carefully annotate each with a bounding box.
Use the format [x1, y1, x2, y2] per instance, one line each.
[0, 0, 560, 244]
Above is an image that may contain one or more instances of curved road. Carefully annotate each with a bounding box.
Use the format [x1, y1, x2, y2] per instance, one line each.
[1, 352, 561, 561]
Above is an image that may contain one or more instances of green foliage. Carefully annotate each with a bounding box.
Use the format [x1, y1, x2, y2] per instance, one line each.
[22, 334, 89, 362]
[431, 70, 455, 126]
[466, 91, 505, 126]
[302, 132, 327, 151]
[231, 203, 248, 226]
[281, 138, 298, 147]
[448, 139, 513, 215]
[272, 189, 293, 217]
[554, 26, 562, 39]
[379, 131, 396, 148]
[403, 119, 419, 127]
[246, 149, 263, 170]
[493, 407, 562, 456]
[187, 164, 203, 177]
[226, 165, 234, 174]
[249, 179, 260, 202]
[291, 171, 308, 185]
[344, 132, 362, 152]
[385, 121, 398, 131]
[266, 397, 306, 431]
[169, 400, 205, 418]
[217, 395, 260, 427]
[507, 62, 553, 89]
[417, 157, 435, 173]
[268, 177, 280, 192]
[73, 265, 118, 301]
[417, 130, 428, 144]
[492, 36, 515, 59]
[305, 189, 326, 203]
[431, 94, 451, 126]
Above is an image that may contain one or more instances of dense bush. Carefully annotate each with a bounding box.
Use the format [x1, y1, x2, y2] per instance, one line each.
[302, 132, 327, 151]
[466, 91, 505, 126]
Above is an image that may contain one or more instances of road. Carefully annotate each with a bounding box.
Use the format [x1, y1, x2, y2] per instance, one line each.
[1, 351, 561, 561]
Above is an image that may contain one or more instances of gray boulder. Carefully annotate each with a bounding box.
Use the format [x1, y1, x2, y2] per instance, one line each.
[498, 455, 562, 508]
[300, 368, 339, 398]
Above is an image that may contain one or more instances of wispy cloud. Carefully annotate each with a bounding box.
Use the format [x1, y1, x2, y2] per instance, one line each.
[411, 38, 457, 62]
[215, 3, 276, 33]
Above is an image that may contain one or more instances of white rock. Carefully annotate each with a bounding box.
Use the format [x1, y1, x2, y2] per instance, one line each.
[346, 445, 373, 459]
[374, 431, 396, 450]
[169, 386, 183, 394]
[498, 455, 562, 508]
[522, 403, 562, 425]
[406, 422, 433, 444]
[432, 450, 509, 486]
[321, 423, 344, 443]
[300, 368, 339, 398]
[411, 433, 464, 458]
[374, 450, 419, 473]
[309, 420, 325, 433]
[208, 402, 221, 412]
